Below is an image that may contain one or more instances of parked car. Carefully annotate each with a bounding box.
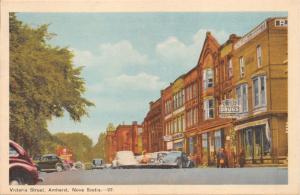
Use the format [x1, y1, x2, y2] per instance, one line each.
[91, 159, 105, 169]
[149, 151, 169, 164]
[73, 161, 85, 170]
[112, 151, 139, 168]
[36, 154, 68, 172]
[9, 140, 43, 185]
[160, 151, 193, 168]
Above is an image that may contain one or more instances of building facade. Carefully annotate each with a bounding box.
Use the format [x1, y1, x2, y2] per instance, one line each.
[112, 17, 288, 167]
[161, 75, 186, 151]
[231, 17, 288, 165]
[105, 122, 143, 163]
[143, 98, 163, 152]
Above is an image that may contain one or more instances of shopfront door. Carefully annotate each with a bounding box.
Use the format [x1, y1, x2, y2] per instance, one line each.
[240, 125, 271, 164]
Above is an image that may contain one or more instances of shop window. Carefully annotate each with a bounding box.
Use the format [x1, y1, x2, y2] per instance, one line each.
[240, 125, 271, 162]
[236, 84, 248, 113]
[214, 130, 222, 151]
[201, 133, 209, 165]
[189, 137, 194, 154]
[203, 68, 214, 89]
[253, 76, 267, 108]
[256, 45, 262, 68]
[204, 98, 214, 120]
[239, 56, 245, 78]
[244, 129, 253, 159]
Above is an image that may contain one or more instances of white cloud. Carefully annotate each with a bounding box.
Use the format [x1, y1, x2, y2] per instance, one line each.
[105, 72, 167, 91]
[156, 29, 229, 67]
[71, 40, 149, 76]
[98, 40, 148, 67]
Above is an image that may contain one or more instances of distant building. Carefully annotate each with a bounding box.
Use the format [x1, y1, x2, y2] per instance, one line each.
[105, 122, 143, 163]
[143, 98, 163, 152]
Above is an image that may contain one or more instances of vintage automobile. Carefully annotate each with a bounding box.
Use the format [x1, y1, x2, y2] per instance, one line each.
[91, 159, 105, 169]
[36, 154, 69, 172]
[112, 151, 139, 168]
[9, 140, 43, 185]
[160, 151, 194, 168]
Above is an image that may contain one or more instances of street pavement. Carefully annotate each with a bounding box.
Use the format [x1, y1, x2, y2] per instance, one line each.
[38, 167, 287, 185]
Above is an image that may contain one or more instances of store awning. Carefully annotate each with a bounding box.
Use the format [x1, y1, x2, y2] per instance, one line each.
[234, 118, 268, 131]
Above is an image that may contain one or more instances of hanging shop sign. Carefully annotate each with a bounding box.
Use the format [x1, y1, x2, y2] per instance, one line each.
[219, 99, 240, 118]
[173, 133, 184, 140]
[166, 141, 173, 150]
[163, 135, 173, 142]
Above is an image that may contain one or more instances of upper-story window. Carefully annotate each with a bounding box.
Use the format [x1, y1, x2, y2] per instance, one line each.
[203, 69, 214, 89]
[186, 82, 198, 102]
[239, 56, 245, 78]
[236, 84, 248, 113]
[204, 98, 214, 120]
[187, 108, 198, 128]
[165, 99, 172, 115]
[228, 58, 233, 78]
[253, 76, 267, 108]
[173, 89, 184, 110]
[275, 19, 288, 27]
[257, 45, 262, 68]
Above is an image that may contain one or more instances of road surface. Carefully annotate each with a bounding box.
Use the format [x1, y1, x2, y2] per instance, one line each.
[38, 167, 288, 185]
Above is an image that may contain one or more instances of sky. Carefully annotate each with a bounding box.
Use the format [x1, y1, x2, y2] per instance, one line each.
[16, 12, 287, 144]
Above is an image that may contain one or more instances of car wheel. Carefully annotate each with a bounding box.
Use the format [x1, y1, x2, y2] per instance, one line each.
[177, 159, 183, 168]
[10, 172, 32, 185]
[56, 165, 63, 172]
[10, 177, 24, 185]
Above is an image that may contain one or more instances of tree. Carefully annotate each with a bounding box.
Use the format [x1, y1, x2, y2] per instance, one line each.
[9, 13, 94, 155]
[92, 132, 107, 160]
[54, 132, 93, 162]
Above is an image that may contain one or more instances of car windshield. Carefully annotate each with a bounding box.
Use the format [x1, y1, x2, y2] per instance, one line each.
[163, 152, 181, 161]
[93, 159, 102, 165]
[9, 146, 19, 157]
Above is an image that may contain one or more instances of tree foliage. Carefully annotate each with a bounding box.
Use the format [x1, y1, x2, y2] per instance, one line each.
[92, 132, 107, 161]
[54, 132, 93, 162]
[9, 13, 94, 155]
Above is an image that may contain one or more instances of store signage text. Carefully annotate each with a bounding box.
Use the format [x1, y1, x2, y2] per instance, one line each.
[219, 99, 240, 118]
[234, 21, 267, 50]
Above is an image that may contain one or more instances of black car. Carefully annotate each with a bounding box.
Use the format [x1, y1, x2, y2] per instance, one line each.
[91, 159, 105, 169]
[36, 154, 68, 172]
[160, 151, 194, 168]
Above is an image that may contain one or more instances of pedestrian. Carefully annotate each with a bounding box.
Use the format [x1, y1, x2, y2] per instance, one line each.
[216, 147, 226, 168]
[238, 149, 246, 168]
[224, 148, 229, 168]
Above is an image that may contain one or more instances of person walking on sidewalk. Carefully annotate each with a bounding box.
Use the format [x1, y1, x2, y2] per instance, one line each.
[216, 147, 226, 168]
[239, 149, 246, 168]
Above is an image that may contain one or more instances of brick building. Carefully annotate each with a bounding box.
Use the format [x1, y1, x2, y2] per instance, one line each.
[161, 75, 186, 151]
[105, 122, 143, 163]
[143, 98, 163, 153]
[231, 17, 288, 165]
[183, 67, 200, 156]
[127, 17, 287, 167]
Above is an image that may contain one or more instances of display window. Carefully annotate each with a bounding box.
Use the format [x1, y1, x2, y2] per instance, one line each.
[240, 124, 271, 163]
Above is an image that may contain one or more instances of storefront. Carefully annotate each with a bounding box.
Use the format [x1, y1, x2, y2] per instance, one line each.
[173, 133, 184, 151]
[201, 129, 225, 166]
[235, 119, 272, 164]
